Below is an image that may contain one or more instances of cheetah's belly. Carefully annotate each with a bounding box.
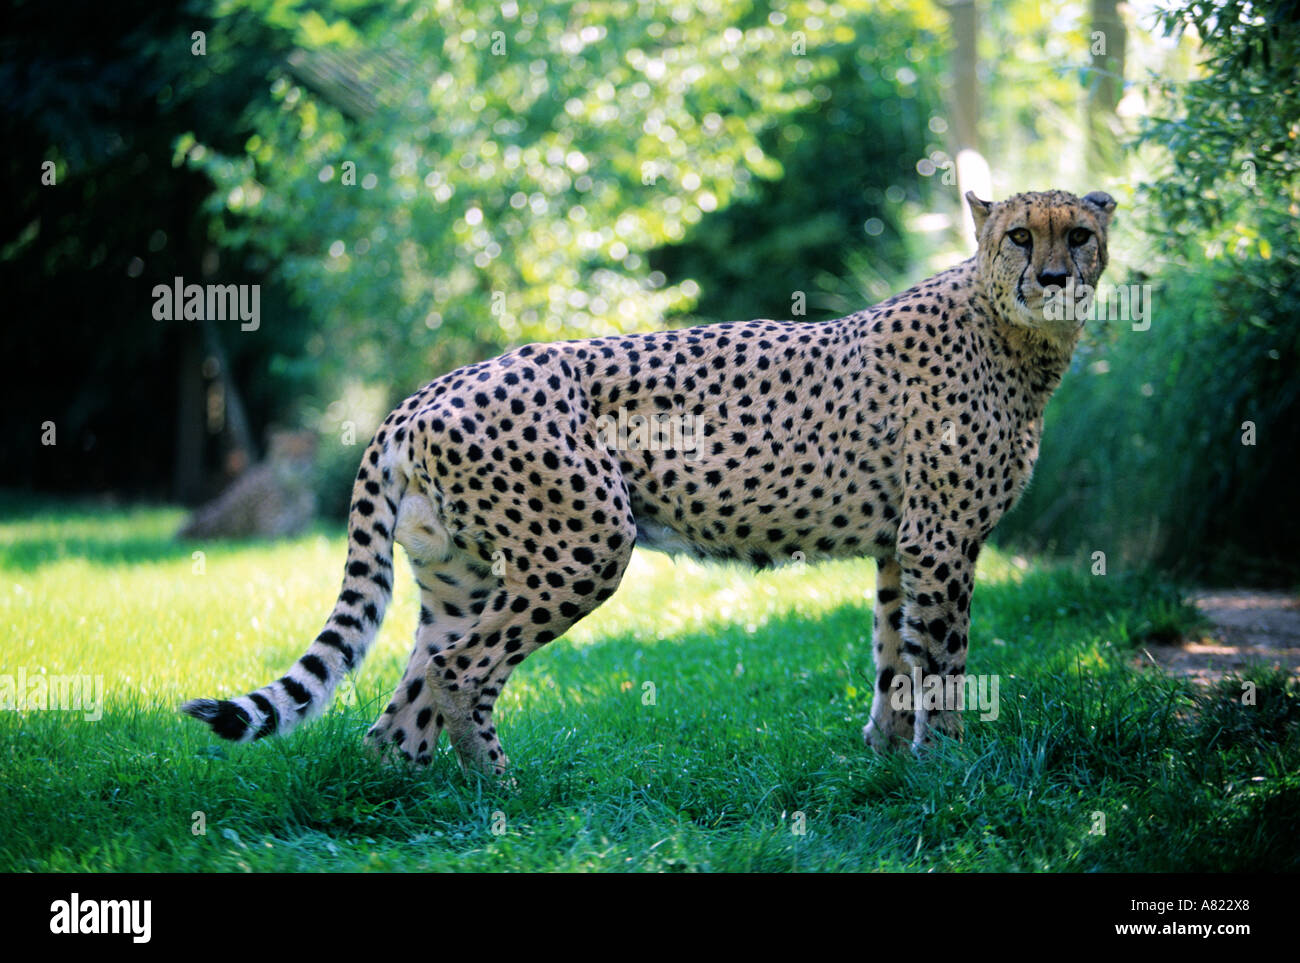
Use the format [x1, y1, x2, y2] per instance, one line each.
[622, 454, 902, 566]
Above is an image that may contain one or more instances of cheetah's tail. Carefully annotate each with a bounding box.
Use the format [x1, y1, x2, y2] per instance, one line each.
[181, 433, 403, 742]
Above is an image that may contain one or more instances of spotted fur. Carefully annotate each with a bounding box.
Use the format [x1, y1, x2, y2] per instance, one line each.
[182, 188, 1117, 769]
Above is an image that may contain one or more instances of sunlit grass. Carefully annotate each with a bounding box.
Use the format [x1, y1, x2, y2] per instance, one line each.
[1, 500, 1296, 872]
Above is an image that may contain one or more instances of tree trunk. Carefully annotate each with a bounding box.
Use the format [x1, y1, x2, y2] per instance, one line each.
[946, 0, 991, 249]
[201, 316, 258, 472]
[173, 329, 205, 504]
[1087, 0, 1127, 177]
[948, 0, 978, 155]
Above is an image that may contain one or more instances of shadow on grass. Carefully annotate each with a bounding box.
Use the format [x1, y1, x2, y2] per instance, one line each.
[2, 531, 202, 572]
[0, 490, 341, 572]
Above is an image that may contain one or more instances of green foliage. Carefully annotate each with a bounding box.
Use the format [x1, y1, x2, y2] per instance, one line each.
[1192, 668, 1300, 751]
[999, 0, 1300, 577]
[998, 245, 1300, 577]
[978, 0, 1098, 189]
[651, 6, 946, 323]
[1141, 0, 1300, 242]
[189, 0, 947, 392]
[0, 0, 313, 496]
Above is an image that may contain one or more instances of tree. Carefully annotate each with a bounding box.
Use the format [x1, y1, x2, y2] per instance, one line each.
[999, 0, 1300, 576]
[651, 3, 947, 324]
[1086, 0, 1128, 177]
[0, 0, 310, 500]
[188, 2, 948, 383]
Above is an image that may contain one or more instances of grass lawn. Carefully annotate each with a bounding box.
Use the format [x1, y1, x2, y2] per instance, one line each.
[2, 498, 1297, 872]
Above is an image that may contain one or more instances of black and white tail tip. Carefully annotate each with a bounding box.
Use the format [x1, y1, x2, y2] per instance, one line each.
[180, 698, 258, 741]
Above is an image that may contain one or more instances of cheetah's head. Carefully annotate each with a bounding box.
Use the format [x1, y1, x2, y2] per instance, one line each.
[966, 189, 1117, 347]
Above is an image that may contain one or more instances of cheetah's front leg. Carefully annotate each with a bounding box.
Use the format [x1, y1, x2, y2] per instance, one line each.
[863, 527, 981, 753]
[894, 535, 980, 749]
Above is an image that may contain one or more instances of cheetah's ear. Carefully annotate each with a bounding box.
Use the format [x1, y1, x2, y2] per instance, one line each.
[965, 191, 993, 238]
[1083, 190, 1117, 229]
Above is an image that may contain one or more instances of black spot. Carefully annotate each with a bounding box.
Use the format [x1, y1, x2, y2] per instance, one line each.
[248, 693, 279, 739]
[316, 630, 354, 669]
[280, 676, 312, 713]
[299, 654, 328, 682]
[204, 700, 251, 741]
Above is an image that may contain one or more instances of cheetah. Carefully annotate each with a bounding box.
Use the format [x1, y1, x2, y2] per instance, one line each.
[182, 188, 1117, 771]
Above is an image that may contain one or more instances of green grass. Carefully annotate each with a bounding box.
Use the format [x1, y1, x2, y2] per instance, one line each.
[2, 498, 1297, 872]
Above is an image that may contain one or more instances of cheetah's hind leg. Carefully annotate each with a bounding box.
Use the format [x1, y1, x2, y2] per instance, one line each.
[363, 492, 498, 767]
[367, 487, 636, 776]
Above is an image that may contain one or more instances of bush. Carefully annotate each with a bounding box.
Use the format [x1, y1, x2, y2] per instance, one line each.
[997, 0, 1300, 581]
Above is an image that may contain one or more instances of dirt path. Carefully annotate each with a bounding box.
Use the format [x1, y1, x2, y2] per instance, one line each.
[1137, 589, 1300, 685]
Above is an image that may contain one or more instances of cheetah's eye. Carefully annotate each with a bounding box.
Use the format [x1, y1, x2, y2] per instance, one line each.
[1068, 227, 1093, 246]
[1007, 228, 1031, 247]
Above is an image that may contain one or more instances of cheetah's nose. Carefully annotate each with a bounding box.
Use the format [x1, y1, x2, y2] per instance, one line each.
[1037, 271, 1068, 290]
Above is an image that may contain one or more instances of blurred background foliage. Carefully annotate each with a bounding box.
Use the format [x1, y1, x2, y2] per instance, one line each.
[997, 0, 1300, 581]
[3, 0, 1298, 580]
